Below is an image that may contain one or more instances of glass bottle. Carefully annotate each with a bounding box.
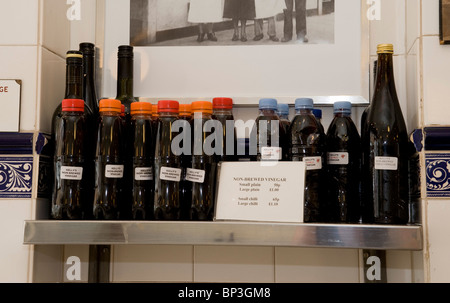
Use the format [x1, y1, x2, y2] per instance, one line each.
[190, 101, 216, 221]
[179, 104, 193, 220]
[361, 44, 409, 224]
[130, 102, 154, 220]
[212, 97, 237, 162]
[79, 42, 99, 117]
[326, 101, 361, 223]
[252, 98, 287, 162]
[289, 98, 327, 223]
[51, 99, 87, 220]
[93, 99, 124, 220]
[154, 100, 182, 220]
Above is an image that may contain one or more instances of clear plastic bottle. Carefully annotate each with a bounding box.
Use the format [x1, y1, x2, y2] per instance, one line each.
[326, 101, 361, 223]
[52, 99, 87, 220]
[289, 98, 327, 223]
[312, 109, 325, 134]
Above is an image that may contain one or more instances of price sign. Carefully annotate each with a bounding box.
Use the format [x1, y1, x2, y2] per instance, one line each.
[0, 80, 21, 132]
[214, 161, 305, 223]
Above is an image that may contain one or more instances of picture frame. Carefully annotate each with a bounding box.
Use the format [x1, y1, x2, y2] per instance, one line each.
[440, 0, 450, 45]
[95, 0, 370, 106]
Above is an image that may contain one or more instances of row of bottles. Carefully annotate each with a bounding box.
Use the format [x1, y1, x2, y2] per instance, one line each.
[51, 42, 418, 225]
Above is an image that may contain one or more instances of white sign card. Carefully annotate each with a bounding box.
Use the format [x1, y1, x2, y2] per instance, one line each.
[0, 80, 21, 132]
[214, 162, 305, 223]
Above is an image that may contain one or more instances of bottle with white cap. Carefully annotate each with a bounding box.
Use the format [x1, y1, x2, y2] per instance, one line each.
[289, 98, 326, 223]
[326, 101, 361, 223]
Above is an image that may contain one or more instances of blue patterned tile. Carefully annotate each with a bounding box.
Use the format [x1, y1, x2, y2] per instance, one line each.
[0, 157, 33, 198]
[426, 153, 450, 198]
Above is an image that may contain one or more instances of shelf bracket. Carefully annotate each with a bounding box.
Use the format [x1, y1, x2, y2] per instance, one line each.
[363, 250, 387, 283]
[88, 245, 111, 283]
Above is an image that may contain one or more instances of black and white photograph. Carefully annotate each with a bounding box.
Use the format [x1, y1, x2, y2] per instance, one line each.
[130, 0, 335, 46]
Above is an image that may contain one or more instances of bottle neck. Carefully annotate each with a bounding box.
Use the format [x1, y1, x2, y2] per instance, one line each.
[193, 112, 212, 119]
[62, 110, 84, 116]
[213, 108, 233, 116]
[116, 57, 134, 101]
[279, 114, 289, 120]
[159, 112, 178, 118]
[131, 113, 152, 120]
[100, 111, 120, 117]
[259, 108, 277, 116]
[65, 62, 83, 99]
[374, 53, 396, 94]
[295, 108, 313, 115]
[334, 111, 351, 118]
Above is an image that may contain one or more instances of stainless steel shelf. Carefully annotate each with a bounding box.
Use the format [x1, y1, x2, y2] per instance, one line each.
[23, 220, 423, 250]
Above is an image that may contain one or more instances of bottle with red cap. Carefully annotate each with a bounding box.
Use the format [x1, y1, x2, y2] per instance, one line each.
[190, 101, 216, 221]
[130, 102, 154, 220]
[212, 97, 237, 162]
[93, 99, 125, 220]
[154, 100, 182, 220]
[178, 104, 193, 220]
[52, 99, 88, 220]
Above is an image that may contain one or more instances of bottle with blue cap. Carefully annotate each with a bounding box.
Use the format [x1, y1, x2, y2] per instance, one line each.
[251, 98, 287, 161]
[312, 109, 325, 133]
[289, 98, 327, 223]
[326, 101, 361, 223]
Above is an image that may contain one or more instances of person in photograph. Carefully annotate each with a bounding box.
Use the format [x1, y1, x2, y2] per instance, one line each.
[223, 0, 256, 42]
[188, 0, 224, 42]
[282, 0, 308, 43]
[253, 0, 286, 42]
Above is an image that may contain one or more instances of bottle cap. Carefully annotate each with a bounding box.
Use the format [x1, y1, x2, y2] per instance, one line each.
[99, 99, 122, 113]
[158, 100, 179, 113]
[333, 101, 352, 114]
[152, 104, 159, 117]
[191, 101, 213, 114]
[377, 44, 394, 54]
[62, 99, 84, 112]
[213, 97, 233, 109]
[131, 102, 152, 115]
[79, 42, 95, 55]
[179, 104, 192, 116]
[259, 98, 278, 110]
[277, 103, 289, 116]
[295, 98, 314, 110]
[120, 104, 125, 117]
[118, 45, 134, 58]
[312, 109, 322, 119]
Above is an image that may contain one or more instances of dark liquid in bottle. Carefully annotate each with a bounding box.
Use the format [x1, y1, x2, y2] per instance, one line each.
[326, 113, 361, 223]
[289, 109, 326, 223]
[178, 115, 193, 220]
[154, 114, 182, 220]
[212, 112, 237, 162]
[131, 115, 154, 220]
[252, 110, 287, 162]
[93, 113, 124, 220]
[52, 110, 87, 220]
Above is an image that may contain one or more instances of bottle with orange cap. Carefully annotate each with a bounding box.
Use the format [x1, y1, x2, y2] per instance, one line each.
[154, 100, 182, 220]
[212, 97, 237, 162]
[178, 104, 193, 220]
[93, 99, 125, 220]
[130, 102, 154, 220]
[190, 101, 216, 221]
[52, 99, 88, 220]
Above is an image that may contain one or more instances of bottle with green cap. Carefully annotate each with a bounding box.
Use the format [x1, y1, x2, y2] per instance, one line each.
[289, 98, 326, 223]
[326, 101, 361, 223]
[361, 44, 409, 224]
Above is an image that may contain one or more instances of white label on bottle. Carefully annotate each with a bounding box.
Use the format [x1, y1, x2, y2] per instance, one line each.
[375, 156, 398, 171]
[60, 166, 83, 180]
[261, 147, 282, 160]
[304, 156, 322, 170]
[105, 165, 124, 178]
[328, 152, 349, 165]
[135, 167, 153, 181]
[160, 166, 182, 182]
[186, 168, 206, 183]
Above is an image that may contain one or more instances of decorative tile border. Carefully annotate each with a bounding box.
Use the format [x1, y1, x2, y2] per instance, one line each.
[0, 156, 33, 199]
[426, 153, 450, 198]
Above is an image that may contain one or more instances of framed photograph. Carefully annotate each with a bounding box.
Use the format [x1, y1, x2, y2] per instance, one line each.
[96, 0, 370, 105]
[440, 0, 450, 44]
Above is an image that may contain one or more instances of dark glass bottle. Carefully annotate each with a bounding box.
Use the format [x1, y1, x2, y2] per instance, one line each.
[179, 104, 193, 220]
[361, 60, 378, 136]
[326, 101, 361, 223]
[212, 97, 237, 162]
[154, 100, 182, 220]
[252, 98, 287, 162]
[190, 101, 216, 221]
[51, 99, 87, 220]
[289, 98, 327, 223]
[361, 44, 409, 225]
[93, 99, 124, 220]
[79, 42, 99, 116]
[130, 102, 154, 220]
